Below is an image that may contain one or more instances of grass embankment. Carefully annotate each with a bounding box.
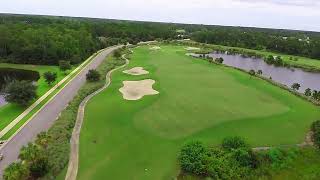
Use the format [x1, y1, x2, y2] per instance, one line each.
[0, 63, 67, 131]
[78, 45, 320, 179]
[179, 40, 320, 72]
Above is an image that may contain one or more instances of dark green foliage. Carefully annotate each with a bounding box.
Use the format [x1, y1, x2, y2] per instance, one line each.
[222, 136, 249, 151]
[86, 69, 101, 82]
[291, 83, 301, 91]
[59, 60, 71, 72]
[192, 29, 320, 60]
[3, 162, 29, 180]
[113, 49, 122, 59]
[311, 120, 320, 148]
[215, 57, 224, 64]
[4, 80, 37, 106]
[312, 90, 320, 101]
[249, 70, 256, 76]
[43, 71, 57, 85]
[179, 141, 209, 176]
[17, 143, 49, 179]
[257, 70, 263, 75]
[305, 88, 312, 97]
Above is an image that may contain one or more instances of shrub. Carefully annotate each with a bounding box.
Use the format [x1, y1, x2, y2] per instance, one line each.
[3, 162, 29, 180]
[4, 80, 37, 106]
[215, 57, 224, 64]
[178, 141, 209, 176]
[222, 136, 248, 151]
[86, 69, 101, 82]
[249, 70, 256, 76]
[43, 71, 57, 86]
[59, 60, 71, 72]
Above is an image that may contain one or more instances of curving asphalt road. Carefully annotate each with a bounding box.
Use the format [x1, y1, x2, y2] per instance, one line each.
[0, 46, 120, 178]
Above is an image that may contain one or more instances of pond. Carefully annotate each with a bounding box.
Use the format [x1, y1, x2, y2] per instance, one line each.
[0, 68, 40, 107]
[207, 53, 320, 93]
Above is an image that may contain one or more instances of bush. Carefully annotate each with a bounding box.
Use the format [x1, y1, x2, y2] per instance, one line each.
[215, 57, 224, 64]
[59, 60, 71, 72]
[4, 80, 37, 106]
[3, 162, 29, 180]
[179, 141, 209, 176]
[86, 69, 101, 82]
[249, 70, 256, 76]
[222, 136, 248, 151]
[43, 71, 57, 85]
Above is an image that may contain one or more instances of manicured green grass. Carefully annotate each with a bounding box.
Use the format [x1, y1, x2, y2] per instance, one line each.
[78, 45, 320, 179]
[0, 63, 67, 131]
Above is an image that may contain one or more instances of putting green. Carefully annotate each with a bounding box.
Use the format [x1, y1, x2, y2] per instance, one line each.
[79, 45, 320, 179]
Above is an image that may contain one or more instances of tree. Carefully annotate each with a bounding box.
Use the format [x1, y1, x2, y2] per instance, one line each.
[4, 81, 37, 106]
[257, 70, 263, 75]
[19, 143, 49, 178]
[291, 83, 301, 91]
[3, 162, 29, 180]
[86, 69, 101, 82]
[59, 60, 71, 73]
[43, 71, 57, 86]
[249, 69, 256, 76]
[178, 141, 208, 175]
[305, 88, 312, 97]
[113, 50, 121, 59]
[222, 136, 248, 151]
[312, 90, 320, 101]
[215, 57, 224, 64]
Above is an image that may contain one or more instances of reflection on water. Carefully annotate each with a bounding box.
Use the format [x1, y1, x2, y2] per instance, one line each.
[208, 53, 320, 93]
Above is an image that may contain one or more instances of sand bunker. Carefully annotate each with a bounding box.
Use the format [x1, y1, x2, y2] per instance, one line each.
[123, 67, 149, 76]
[185, 47, 200, 51]
[149, 46, 161, 50]
[119, 79, 159, 100]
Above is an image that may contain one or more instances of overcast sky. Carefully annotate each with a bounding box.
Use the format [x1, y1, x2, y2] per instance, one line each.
[1, 0, 320, 32]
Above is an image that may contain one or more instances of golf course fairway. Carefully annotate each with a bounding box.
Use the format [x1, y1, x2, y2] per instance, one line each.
[78, 45, 320, 179]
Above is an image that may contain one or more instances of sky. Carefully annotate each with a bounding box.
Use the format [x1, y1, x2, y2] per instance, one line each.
[1, 0, 320, 32]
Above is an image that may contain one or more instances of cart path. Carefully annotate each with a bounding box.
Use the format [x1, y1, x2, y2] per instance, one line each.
[0, 46, 121, 178]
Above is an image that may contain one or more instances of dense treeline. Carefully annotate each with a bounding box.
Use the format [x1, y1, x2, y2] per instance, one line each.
[0, 14, 320, 66]
[192, 27, 320, 59]
[0, 14, 182, 65]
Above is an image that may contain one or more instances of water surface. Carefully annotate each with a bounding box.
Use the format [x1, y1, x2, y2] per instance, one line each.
[207, 53, 320, 93]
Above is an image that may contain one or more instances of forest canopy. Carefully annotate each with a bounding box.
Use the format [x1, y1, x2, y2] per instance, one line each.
[0, 14, 319, 65]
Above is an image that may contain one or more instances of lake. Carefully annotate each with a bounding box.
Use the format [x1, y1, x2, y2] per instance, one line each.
[207, 53, 320, 93]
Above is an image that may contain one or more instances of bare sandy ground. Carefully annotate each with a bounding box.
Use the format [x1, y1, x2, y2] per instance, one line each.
[149, 46, 161, 50]
[123, 67, 149, 76]
[185, 47, 200, 51]
[119, 79, 159, 100]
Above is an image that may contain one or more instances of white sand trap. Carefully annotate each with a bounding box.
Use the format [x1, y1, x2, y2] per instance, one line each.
[123, 67, 149, 76]
[119, 79, 159, 100]
[185, 47, 200, 51]
[149, 46, 161, 50]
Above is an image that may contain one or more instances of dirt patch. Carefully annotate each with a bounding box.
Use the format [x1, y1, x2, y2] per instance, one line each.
[123, 67, 149, 76]
[119, 79, 159, 100]
[149, 46, 161, 50]
[185, 47, 200, 51]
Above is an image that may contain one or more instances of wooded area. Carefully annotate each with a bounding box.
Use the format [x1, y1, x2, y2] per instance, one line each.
[0, 14, 319, 65]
